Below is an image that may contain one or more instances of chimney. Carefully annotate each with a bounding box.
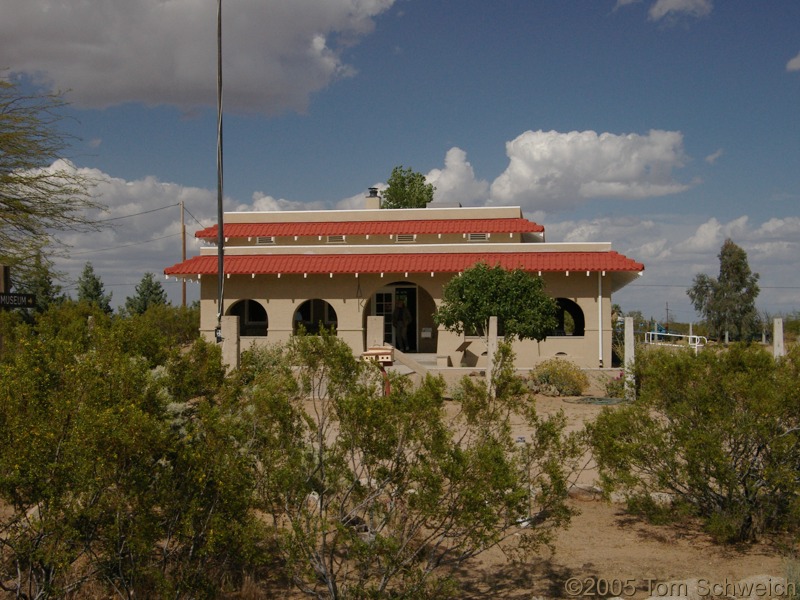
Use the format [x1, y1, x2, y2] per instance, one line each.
[365, 187, 380, 209]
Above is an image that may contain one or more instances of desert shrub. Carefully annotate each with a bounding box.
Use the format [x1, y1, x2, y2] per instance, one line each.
[589, 344, 800, 543]
[604, 371, 626, 398]
[530, 357, 589, 396]
[247, 334, 582, 599]
[0, 307, 264, 599]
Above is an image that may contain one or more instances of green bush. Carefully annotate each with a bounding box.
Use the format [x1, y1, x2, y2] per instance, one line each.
[530, 357, 589, 396]
[604, 371, 626, 398]
[589, 344, 800, 542]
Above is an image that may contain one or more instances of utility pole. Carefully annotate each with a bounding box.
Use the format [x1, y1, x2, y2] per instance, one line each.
[215, 0, 225, 342]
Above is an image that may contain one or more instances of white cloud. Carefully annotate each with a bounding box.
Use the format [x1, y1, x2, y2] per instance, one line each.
[542, 213, 799, 320]
[615, 0, 712, 22]
[704, 148, 723, 164]
[614, 0, 642, 8]
[677, 216, 749, 254]
[42, 159, 799, 321]
[488, 129, 689, 212]
[787, 51, 800, 72]
[246, 192, 327, 212]
[2, 0, 395, 114]
[51, 165, 218, 307]
[426, 147, 489, 206]
[648, 0, 712, 21]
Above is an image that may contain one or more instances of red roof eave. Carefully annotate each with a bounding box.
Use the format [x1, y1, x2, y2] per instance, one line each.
[195, 218, 545, 239]
[165, 252, 644, 277]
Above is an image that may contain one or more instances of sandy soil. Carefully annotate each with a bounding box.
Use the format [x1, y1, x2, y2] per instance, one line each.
[265, 384, 793, 599]
[451, 390, 791, 599]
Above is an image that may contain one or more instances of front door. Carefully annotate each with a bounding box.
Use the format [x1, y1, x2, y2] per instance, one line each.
[373, 285, 417, 352]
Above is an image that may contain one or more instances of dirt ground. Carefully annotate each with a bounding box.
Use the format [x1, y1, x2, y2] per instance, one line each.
[450, 389, 792, 600]
[270, 380, 793, 599]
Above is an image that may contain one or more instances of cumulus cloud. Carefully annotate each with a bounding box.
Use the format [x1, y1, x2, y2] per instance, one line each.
[704, 148, 723, 164]
[787, 51, 800, 72]
[2, 0, 395, 114]
[488, 129, 689, 212]
[426, 148, 489, 206]
[648, 0, 712, 21]
[245, 192, 327, 212]
[51, 165, 218, 307]
[543, 213, 798, 320]
[615, 0, 712, 21]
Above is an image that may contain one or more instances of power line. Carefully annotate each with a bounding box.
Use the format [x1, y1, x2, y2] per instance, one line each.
[96, 203, 179, 222]
[627, 283, 800, 290]
[69, 233, 181, 256]
[183, 207, 206, 227]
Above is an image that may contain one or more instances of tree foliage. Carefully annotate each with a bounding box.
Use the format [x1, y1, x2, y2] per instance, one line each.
[434, 263, 559, 342]
[13, 251, 65, 318]
[0, 79, 101, 282]
[380, 165, 435, 209]
[125, 272, 168, 316]
[76, 261, 112, 314]
[0, 304, 262, 599]
[243, 332, 581, 599]
[687, 238, 760, 340]
[0, 302, 583, 598]
[589, 344, 800, 543]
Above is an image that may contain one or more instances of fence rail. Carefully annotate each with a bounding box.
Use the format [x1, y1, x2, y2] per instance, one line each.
[644, 331, 707, 353]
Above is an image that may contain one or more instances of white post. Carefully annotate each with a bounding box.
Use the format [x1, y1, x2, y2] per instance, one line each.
[597, 273, 604, 368]
[624, 316, 635, 400]
[221, 315, 240, 370]
[773, 318, 785, 358]
[486, 316, 498, 391]
[366, 315, 384, 349]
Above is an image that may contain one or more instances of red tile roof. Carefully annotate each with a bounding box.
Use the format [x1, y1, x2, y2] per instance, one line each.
[194, 218, 544, 239]
[165, 251, 643, 276]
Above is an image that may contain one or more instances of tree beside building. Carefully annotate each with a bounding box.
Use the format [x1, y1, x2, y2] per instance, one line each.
[380, 165, 435, 209]
[434, 263, 559, 342]
[687, 238, 760, 341]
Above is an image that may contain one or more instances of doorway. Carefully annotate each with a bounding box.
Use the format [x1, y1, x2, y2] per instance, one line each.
[373, 285, 417, 352]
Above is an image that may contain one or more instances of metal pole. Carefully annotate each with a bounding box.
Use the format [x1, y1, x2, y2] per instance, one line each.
[215, 0, 225, 341]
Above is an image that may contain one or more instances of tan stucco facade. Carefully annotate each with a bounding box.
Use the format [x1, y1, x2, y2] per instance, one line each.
[168, 202, 642, 370]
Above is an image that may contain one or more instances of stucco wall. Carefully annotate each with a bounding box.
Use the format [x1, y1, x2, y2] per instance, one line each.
[196, 268, 614, 369]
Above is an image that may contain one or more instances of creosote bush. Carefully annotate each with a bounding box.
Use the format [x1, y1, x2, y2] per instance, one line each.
[530, 357, 589, 396]
[243, 332, 583, 599]
[589, 344, 800, 543]
[0, 306, 583, 599]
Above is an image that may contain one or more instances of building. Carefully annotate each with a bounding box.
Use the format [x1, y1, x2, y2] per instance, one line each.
[164, 191, 644, 369]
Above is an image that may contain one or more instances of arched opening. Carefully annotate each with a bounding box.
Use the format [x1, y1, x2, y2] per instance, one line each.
[362, 283, 437, 353]
[294, 299, 338, 334]
[228, 299, 268, 337]
[553, 298, 585, 336]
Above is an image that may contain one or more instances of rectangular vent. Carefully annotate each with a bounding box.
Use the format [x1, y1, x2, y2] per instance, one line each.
[467, 232, 488, 242]
[327, 235, 346, 244]
[256, 236, 275, 245]
[395, 234, 416, 243]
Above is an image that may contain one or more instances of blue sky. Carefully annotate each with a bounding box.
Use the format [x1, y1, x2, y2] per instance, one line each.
[3, 0, 799, 324]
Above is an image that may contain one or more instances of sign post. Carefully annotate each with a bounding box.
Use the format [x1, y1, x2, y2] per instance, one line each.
[0, 293, 37, 309]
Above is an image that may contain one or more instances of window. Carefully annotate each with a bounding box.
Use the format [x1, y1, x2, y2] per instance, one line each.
[228, 299, 268, 336]
[294, 299, 338, 334]
[551, 298, 585, 336]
